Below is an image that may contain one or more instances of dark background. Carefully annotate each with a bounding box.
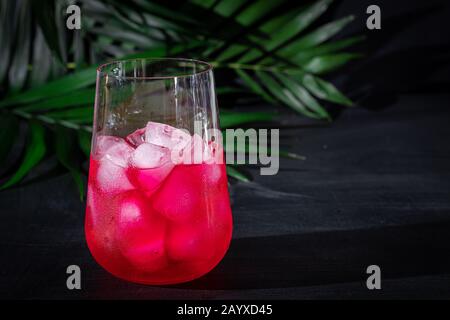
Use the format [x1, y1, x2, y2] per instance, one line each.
[1, 0, 450, 299]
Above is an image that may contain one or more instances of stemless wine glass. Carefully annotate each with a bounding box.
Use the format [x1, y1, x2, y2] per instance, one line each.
[85, 58, 233, 285]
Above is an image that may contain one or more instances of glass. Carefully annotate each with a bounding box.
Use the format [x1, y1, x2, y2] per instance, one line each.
[85, 58, 233, 285]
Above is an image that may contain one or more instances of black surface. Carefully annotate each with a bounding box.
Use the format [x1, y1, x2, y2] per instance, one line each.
[1, 0, 450, 299]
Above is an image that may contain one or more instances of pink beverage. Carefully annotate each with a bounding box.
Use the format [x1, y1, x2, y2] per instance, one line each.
[85, 122, 232, 285]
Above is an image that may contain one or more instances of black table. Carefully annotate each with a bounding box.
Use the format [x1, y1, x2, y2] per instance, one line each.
[1, 94, 449, 299]
[1, 0, 450, 299]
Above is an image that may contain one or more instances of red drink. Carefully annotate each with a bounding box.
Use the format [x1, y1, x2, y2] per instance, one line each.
[85, 122, 232, 285]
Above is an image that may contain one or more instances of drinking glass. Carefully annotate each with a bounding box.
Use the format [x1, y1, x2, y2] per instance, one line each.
[85, 58, 233, 285]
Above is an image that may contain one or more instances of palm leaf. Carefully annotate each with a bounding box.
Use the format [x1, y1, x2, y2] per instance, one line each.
[290, 36, 365, 63]
[234, 69, 276, 104]
[0, 0, 13, 83]
[275, 74, 330, 119]
[238, 0, 334, 63]
[301, 53, 362, 74]
[0, 0, 362, 191]
[299, 74, 354, 106]
[78, 131, 92, 158]
[278, 16, 355, 58]
[7, 0, 31, 92]
[0, 67, 97, 108]
[220, 110, 276, 128]
[18, 89, 95, 112]
[46, 106, 93, 122]
[0, 121, 46, 190]
[226, 165, 251, 182]
[31, 0, 66, 63]
[29, 27, 54, 87]
[55, 126, 85, 200]
[0, 115, 19, 164]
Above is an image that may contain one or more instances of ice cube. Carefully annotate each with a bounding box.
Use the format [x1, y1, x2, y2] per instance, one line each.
[96, 158, 135, 194]
[180, 134, 207, 165]
[116, 192, 167, 271]
[151, 166, 202, 223]
[177, 135, 224, 165]
[117, 192, 165, 240]
[95, 135, 121, 156]
[166, 186, 232, 262]
[128, 162, 174, 196]
[130, 143, 170, 169]
[145, 121, 191, 152]
[122, 238, 167, 272]
[152, 163, 227, 222]
[169, 140, 190, 165]
[96, 135, 133, 167]
[125, 128, 146, 148]
[128, 142, 174, 194]
[93, 136, 135, 193]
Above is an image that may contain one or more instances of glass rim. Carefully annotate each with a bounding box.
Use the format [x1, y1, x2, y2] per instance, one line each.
[96, 57, 213, 80]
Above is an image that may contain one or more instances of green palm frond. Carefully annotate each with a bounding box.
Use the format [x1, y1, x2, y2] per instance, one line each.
[0, 0, 362, 195]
